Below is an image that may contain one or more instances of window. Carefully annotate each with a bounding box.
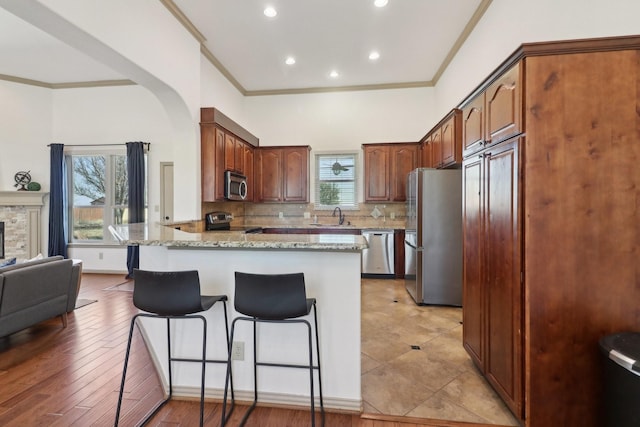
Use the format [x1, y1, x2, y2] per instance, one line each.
[67, 152, 147, 242]
[315, 152, 358, 209]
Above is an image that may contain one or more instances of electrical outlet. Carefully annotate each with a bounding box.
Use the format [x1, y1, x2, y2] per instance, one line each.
[231, 341, 244, 361]
[98, 252, 103, 260]
[278, 212, 284, 219]
[303, 212, 311, 219]
[390, 212, 396, 220]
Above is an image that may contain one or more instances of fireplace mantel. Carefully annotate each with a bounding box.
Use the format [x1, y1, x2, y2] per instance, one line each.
[0, 191, 48, 206]
[0, 191, 48, 259]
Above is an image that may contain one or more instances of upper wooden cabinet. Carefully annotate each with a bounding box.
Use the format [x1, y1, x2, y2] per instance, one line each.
[255, 146, 310, 203]
[461, 63, 522, 157]
[200, 108, 258, 202]
[420, 109, 462, 169]
[363, 143, 419, 202]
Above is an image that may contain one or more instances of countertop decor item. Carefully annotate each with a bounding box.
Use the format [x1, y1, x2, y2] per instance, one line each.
[27, 182, 41, 191]
[14, 171, 31, 191]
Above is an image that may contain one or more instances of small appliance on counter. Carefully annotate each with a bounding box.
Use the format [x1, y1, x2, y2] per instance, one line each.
[204, 211, 262, 233]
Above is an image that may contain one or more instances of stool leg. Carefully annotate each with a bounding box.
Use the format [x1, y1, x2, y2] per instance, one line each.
[239, 319, 259, 426]
[306, 320, 315, 427]
[313, 304, 325, 426]
[222, 301, 235, 408]
[221, 317, 239, 426]
[199, 316, 207, 427]
[115, 314, 139, 426]
[166, 318, 173, 400]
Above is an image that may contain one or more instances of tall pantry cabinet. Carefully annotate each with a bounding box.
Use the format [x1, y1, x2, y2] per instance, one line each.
[460, 36, 640, 427]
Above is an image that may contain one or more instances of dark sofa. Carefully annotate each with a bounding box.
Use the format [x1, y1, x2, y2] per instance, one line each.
[0, 256, 82, 338]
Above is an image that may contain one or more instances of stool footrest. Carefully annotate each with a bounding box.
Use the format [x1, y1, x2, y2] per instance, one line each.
[256, 361, 320, 370]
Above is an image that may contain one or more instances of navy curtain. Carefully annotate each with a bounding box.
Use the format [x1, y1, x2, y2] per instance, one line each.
[126, 142, 145, 278]
[48, 143, 68, 258]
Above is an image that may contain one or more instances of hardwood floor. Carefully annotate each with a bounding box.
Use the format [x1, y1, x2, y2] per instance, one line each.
[0, 273, 501, 427]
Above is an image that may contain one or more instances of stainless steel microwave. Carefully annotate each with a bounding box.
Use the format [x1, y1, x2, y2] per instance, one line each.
[224, 170, 247, 201]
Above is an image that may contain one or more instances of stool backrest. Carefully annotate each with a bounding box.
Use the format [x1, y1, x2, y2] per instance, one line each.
[133, 269, 204, 315]
[234, 272, 308, 320]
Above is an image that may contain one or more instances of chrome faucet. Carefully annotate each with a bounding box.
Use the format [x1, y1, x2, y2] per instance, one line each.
[332, 207, 345, 225]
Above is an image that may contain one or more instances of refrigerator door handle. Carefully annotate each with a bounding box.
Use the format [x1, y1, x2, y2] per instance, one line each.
[404, 240, 423, 251]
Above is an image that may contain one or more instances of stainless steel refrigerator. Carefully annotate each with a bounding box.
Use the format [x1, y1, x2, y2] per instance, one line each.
[404, 168, 462, 306]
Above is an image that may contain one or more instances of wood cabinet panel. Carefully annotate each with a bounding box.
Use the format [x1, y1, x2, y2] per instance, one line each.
[483, 139, 522, 418]
[390, 144, 419, 201]
[283, 147, 308, 202]
[363, 145, 390, 201]
[420, 138, 432, 168]
[486, 63, 522, 145]
[462, 95, 485, 156]
[255, 148, 283, 202]
[242, 144, 254, 202]
[431, 129, 442, 169]
[440, 111, 462, 167]
[255, 146, 309, 203]
[224, 133, 235, 172]
[363, 143, 418, 202]
[462, 155, 484, 370]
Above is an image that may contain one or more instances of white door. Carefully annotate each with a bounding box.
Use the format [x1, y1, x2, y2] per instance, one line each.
[160, 162, 174, 222]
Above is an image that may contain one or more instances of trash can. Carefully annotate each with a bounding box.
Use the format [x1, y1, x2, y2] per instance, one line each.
[599, 332, 640, 427]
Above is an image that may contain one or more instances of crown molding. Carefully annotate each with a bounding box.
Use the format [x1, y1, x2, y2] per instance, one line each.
[244, 80, 433, 97]
[431, 0, 493, 85]
[0, 73, 136, 89]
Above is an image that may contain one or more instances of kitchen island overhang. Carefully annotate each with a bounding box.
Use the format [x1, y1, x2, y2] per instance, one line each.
[114, 223, 366, 413]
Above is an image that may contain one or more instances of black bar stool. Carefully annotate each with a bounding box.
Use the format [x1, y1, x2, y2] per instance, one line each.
[115, 269, 235, 426]
[221, 271, 324, 426]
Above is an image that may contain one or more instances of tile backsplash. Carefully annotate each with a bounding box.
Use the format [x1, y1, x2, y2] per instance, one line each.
[201, 201, 406, 229]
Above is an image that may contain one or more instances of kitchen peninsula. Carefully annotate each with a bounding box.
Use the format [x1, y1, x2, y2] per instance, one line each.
[113, 222, 367, 412]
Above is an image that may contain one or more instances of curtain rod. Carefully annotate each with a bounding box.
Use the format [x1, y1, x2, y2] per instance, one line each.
[47, 142, 150, 150]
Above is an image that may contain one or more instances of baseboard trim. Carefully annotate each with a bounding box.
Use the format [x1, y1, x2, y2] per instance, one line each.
[171, 385, 362, 413]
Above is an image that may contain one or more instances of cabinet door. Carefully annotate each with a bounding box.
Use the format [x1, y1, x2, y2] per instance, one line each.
[224, 133, 235, 172]
[484, 138, 522, 418]
[440, 111, 462, 168]
[431, 129, 442, 168]
[363, 145, 390, 201]
[421, 139, 432, 168]
[234, 139, 245, 174]
[243, 143, 254, 201]
[462, 154, 485, 370]
[255, 148, 283, 202]
[390, 144, 419, 201]
[282, 147, 309, 202]
[200, 125, 217, 202]
[462, 94, 485, 157]
[486, 63, 521, 146]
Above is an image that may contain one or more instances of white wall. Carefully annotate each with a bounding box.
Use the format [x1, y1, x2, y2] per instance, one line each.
[434, 0, 640, 117]
[244, 88, 434, 149]
[0, 81, 52, 191]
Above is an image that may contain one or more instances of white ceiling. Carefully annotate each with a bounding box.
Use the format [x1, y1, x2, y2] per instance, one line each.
[0, 0, 488, 93]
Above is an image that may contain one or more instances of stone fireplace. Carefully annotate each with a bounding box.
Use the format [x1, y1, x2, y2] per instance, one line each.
[0, 191, 48, 260]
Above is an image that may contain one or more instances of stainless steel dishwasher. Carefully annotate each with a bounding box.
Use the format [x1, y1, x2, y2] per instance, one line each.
[361, 229, 395, 277]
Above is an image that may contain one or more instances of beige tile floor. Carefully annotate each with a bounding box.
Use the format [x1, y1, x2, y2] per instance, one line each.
[361, 278, 520, 426]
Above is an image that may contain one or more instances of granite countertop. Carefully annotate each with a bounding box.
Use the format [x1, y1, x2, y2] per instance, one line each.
[112, 223, 368, 252]
[162, 219, 403, 231]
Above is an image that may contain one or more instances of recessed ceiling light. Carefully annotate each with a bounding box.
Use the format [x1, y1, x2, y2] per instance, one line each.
[369, 51, 380, 61]
[329, 70, 339, 78]
[374, 0, 388, 7]
[263, 6, 277, 17]
[285, 56, 296, 65]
